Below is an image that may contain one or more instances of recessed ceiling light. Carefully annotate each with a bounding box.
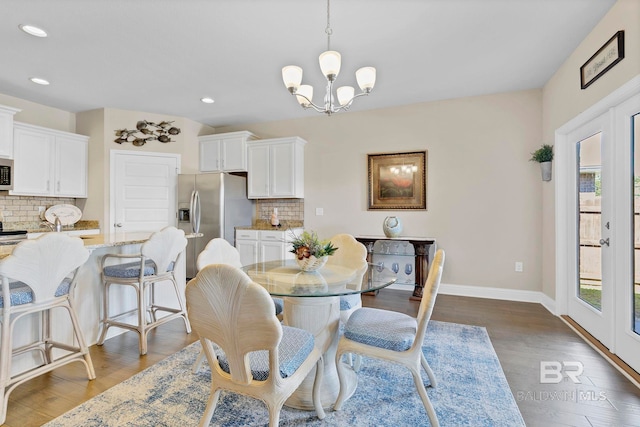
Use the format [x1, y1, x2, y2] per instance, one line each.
[30, 77, 50, 85]
[19, 24, 48, 38]
[201, 97, 215, 104]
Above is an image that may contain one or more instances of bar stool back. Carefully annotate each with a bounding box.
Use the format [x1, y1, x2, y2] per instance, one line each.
[97, 226, 191, 355]
[0, 233, 95, 424]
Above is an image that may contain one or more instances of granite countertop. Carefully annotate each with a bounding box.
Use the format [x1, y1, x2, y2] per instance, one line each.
[7, 220, 100, 234]
[236, 220, 304, 231]
[0, 231, 202, 259]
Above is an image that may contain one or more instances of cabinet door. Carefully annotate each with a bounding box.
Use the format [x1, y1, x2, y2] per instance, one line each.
[12, 127, 53, 196]
[270, 142, 296, 197]
[236, 239, 258, 266]
[55, 136, 88, 197]
[200, 139, 222, 172]
[247, 144, 270, 198]
[260, 240, 284, 262]
[0, 108, 17, 159]
[221, 136, 247, 171]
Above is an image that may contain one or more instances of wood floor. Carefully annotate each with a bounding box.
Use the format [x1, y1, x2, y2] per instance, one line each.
[5, 290, 640, 427]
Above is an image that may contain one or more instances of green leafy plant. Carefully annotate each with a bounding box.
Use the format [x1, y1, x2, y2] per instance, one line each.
[289, 230, 338, 260]
[529, 144, 554, 163]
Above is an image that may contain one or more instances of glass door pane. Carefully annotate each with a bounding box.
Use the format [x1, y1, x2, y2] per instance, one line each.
[577, 133, 603, 310]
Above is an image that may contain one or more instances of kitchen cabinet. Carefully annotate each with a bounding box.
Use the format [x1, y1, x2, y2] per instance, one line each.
[0, 105, 21, 159]
[11, 122, 88, 197]
[199, 131, 258, 172]
[236, 228, 301, 266]
[246, 137, 306, 199]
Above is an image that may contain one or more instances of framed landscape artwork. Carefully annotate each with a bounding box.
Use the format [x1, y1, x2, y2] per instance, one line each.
[368, 151, 427, 210]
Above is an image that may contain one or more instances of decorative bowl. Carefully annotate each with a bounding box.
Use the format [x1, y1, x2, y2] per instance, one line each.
[296, 255, 328, 272]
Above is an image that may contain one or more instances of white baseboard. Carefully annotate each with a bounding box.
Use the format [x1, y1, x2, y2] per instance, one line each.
[386, 282, 556, 315]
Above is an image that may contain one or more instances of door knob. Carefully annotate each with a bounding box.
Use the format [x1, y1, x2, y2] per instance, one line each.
[599, 238, 610, 246]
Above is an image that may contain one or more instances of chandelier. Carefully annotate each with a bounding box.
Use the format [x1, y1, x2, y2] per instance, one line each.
[281, 0, 376, 115]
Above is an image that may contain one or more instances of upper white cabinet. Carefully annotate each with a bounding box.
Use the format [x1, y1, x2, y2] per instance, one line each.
[199, 131, 258, 172]
[247, 137, 306, 199]
[11, 122, 88, 198]
[0, 105, 21, 159]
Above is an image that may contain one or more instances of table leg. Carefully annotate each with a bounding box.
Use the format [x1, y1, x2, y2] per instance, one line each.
[410, 242, 430, 301]
[282, 296, 356, 409]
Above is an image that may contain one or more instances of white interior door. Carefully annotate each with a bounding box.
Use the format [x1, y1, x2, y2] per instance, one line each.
[110, 150, 180, 233]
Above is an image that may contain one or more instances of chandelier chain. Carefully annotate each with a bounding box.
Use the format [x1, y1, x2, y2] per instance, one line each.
[325, 0, 332, 51]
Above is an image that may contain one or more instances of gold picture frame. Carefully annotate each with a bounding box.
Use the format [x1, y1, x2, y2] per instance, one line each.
[368, 151, 427, 210]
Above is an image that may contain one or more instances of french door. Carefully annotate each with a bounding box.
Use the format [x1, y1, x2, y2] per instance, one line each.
[558, 77, 640, 374]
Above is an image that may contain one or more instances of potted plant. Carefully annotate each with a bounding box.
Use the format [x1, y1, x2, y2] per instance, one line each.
[530, 144, 554, 181]
[289, 230, 338, 272]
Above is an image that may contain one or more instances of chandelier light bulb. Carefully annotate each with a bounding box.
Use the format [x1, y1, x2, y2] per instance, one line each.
[337, 86, 354, 106]
[282, 66, 303, 92]
[296, 85, 313, 106]
[319, 51, 341, 81]
[356, 67, 376, 92]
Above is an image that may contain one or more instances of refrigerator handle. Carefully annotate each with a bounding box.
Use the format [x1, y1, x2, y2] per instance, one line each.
[191, 190, 201, 234]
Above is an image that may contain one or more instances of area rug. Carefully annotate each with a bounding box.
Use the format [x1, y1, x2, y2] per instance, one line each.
[44, 321, 525, 426]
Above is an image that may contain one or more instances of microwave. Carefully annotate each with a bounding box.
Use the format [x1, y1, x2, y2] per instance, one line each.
[0, 158, 13, 191]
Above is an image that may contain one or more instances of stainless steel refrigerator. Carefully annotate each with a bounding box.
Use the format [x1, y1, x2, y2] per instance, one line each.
[177, 173, 254, 278]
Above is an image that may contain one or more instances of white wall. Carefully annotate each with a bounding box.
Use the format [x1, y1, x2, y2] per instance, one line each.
[217, 89, 543, 292]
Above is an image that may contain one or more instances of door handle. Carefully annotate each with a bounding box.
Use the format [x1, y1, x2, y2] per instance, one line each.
[114, 223, 123, 228]
[599, 238, 610, 246]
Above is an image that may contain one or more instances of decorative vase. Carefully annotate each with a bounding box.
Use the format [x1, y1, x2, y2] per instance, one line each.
[540, 161, 552, 181]
[296, 255, 328, 272]
[383, 216, 403, 237]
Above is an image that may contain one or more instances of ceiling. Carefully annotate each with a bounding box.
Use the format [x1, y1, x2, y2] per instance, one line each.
[0, 0, 616, 128]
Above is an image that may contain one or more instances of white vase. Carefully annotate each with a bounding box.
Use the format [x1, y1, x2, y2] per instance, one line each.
[296, 255, 328, 272]
[540, 162, 552, 181]
[383, 216, 403, 237]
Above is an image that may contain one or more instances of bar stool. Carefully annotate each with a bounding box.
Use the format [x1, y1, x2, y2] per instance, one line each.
[0, 233, 95, 425]
[97, 226, 191, 355]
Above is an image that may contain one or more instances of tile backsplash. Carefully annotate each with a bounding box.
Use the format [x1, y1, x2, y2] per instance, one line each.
[256, 199, 304, 223]
[0, 195, 76, 225]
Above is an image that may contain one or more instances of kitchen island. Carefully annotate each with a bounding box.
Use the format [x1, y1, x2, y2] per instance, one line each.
[7, 231, 197, 373]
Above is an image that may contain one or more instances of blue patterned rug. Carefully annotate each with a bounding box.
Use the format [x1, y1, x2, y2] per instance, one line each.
[44, 321, 524, 426]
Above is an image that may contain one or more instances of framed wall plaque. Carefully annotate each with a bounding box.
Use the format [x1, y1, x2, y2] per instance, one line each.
[368, 151, 427, 210]
[580, 30, 625, 90]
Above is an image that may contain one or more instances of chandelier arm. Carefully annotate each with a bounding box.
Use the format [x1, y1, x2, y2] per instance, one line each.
[331, 91, 371, 113]
[288, 92, 327, 113]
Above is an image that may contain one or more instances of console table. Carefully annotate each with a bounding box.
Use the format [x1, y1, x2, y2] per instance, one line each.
[355, 236, 436, 301]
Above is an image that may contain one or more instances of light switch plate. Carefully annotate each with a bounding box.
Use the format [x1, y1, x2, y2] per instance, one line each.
[315, 207, 324, 216]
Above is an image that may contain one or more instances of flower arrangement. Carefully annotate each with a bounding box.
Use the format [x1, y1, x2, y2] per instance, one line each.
[289, 230, 338, 260]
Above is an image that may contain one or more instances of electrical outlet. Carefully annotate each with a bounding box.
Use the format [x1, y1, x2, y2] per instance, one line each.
[515, 262, 523, 272]
[315, 207, 324, 216]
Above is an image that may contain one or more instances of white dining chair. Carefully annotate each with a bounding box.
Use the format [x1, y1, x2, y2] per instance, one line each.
[0, 233, 95, 425]
[186, 264, 325, 427]
[191, 238, 285, 373]
[326, 234, 368, 369]
[326, 234, 368, 323]
[334, 249, 445, 427]
[97, 226, 191, 355]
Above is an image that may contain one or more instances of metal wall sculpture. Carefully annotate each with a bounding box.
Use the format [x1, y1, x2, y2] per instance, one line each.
[114, 120, 181, 146]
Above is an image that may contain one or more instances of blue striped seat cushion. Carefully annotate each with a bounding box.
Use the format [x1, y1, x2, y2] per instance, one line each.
[344, 307, 417, 352]
[272, 297, 284, 315]
[340, 294, 361, 311]
[103, 260, 175, 278]
[0, 280, 71, 308]
[217, 326, 314, 380]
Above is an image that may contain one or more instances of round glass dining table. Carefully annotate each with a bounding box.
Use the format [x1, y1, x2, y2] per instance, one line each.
[241, 260, 397, 410]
